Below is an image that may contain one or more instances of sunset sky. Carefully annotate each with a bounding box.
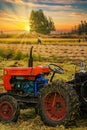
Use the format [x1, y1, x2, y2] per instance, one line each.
[0, 0, 87, 32]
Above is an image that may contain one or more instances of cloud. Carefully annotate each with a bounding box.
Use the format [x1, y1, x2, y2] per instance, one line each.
[0, 0, 86, 13]
[0, 10, 26, 22]
[72, 12, 87, 17]
[1, 0, 87, 5]
[0, 0, 36, 6]
[0, 0, 75, 12]
[26, 0, 87, 4]
[0, 0, 86, 19]
[36, 0, 87, 4]
[0, 0, 23, 4]
[0, 0, 86, 15]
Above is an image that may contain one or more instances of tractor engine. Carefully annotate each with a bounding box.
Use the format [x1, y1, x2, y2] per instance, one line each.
[10, 76, 34, 93]
[10, 74, 49, 95]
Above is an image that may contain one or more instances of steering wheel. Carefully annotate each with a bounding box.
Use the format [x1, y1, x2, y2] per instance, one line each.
[48, 64, 64, 74]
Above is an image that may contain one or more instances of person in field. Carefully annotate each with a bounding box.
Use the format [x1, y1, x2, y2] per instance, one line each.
[37, 36, 41, 44]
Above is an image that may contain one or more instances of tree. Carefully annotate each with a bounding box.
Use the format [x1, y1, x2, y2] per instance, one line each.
[29, 9, 55, 34]
[71, 20, 87, 35]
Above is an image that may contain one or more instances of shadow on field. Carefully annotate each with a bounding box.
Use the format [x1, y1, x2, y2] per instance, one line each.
[77, 114, 87, 127]
[77, 118, 87, 128]
[19, 108, 87, 128]
[19, 109, 36, 121]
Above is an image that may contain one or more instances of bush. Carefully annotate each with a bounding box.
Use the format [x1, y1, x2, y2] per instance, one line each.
[0, 49, 3, 57]
[33, 54, 44, 62]
[13, 51, 24, 60]
[0, 49, 28, 60]
[0, 49, 14, 59]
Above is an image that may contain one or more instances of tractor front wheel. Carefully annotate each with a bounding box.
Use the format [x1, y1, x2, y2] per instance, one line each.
[0, 95, 20, 123]
[39, 80, 79, 126]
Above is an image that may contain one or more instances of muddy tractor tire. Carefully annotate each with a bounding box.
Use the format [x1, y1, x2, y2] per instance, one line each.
[0, 95, 20, 123]
[39, 80, 79, 126]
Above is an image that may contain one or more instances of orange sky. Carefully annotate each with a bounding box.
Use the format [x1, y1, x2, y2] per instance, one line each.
[0, 0, 87, 32]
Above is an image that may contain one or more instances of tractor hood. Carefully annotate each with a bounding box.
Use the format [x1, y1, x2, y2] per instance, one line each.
[3, 66, 50, 76]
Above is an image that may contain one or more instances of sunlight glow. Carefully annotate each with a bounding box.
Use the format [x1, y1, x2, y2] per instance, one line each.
[25, 25, 31, 32]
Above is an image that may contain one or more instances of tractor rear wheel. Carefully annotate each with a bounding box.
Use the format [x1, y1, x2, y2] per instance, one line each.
[39, 80, 79, 126]
[0, 95, 20, 123]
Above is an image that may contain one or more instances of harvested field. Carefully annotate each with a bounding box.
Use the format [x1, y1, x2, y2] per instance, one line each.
[0, 43, 87, 63]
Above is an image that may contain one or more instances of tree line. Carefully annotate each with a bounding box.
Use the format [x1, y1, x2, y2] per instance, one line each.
[71, 21, 87, 35]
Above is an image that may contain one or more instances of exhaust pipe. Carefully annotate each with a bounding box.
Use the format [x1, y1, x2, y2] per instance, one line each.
[28, 46, 33, 67]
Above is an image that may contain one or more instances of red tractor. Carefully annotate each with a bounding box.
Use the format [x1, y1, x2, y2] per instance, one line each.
[0, 46, 83, 126]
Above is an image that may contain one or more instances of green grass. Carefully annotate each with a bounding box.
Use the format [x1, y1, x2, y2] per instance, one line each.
[0, 37, 87, 45]
[0, 48, 28, 60]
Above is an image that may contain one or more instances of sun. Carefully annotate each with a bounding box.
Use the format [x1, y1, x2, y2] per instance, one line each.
[25, 25, 31, 32]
